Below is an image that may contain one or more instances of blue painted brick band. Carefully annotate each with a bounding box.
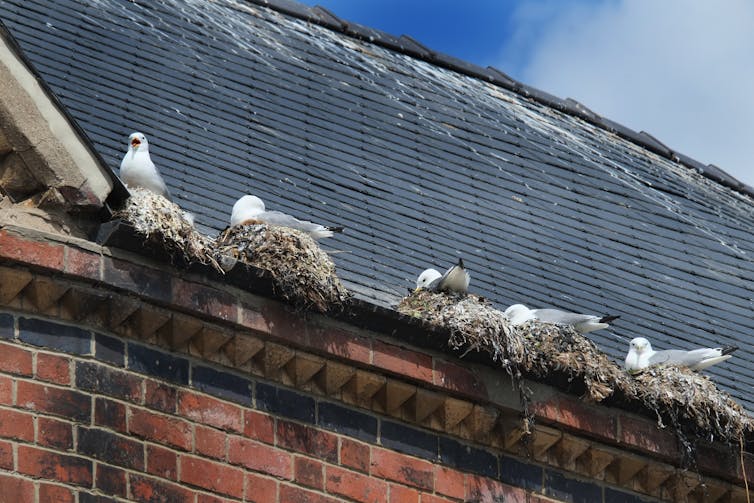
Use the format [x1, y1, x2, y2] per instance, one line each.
[192, 365, 252, 405]
[94, 333, 125, 367]
[19, 317, 91, 355]
[318, 401, 378, 443]
[439, 436, 498, 479]
[0, 313, 12, 340]
[256, 382, 315, 424]
[128, 343, 189, 385]
[380, 420, 437, 460]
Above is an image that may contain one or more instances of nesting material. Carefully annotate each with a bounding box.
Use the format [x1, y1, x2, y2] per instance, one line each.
[116, 188, 220, 271]
[398, 289, 752, 442]
[214, 224, 348, 312]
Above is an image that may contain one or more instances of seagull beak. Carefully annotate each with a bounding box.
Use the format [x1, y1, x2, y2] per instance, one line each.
[131, 139, 141, 149]
[414, 286, 422, 293]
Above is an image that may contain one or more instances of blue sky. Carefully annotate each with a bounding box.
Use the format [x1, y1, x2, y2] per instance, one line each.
[302, 1, 754, 188]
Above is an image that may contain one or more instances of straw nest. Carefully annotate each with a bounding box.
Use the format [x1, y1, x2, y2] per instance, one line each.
[397, 289, 753, 442]
[213, 224, 349, 312]
[116, 188, 220, 271]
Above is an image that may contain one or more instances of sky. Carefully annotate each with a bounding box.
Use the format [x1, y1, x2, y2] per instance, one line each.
[303, 0, 754, 188]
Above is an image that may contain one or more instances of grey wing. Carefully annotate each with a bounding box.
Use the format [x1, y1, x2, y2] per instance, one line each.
[531, 309, 597, 325]
[648, 349, 715, 366]
[427, 276, 442, 290]
[259, 210, 324, 233]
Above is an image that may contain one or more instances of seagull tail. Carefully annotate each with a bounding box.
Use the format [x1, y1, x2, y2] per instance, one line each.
[457, 257, 465, 269]
[326, 226, 345, 234]
[599, 314, 620, 324]
[721, 345, 739, 356]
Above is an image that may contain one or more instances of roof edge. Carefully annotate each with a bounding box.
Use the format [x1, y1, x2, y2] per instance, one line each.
[247, 0, 752, 199]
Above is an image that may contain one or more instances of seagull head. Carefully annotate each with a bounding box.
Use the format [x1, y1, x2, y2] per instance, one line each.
[415, 268, 442, 291]
[504, 304, 533, 325]
[230, 195, 266, 226]
[629, 337, 652, 354]
[128, 132, 149, 152]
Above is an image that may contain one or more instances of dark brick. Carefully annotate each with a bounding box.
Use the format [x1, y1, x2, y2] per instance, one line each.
[95, 398, 127, 432]
[130, 474, 194, 503]
[256, 382, 314, 423]
[439, 437, 497, 478]
[103, 257, 171, 302]
[78, 427, 144, 471]
[380, 420, 436, 460]
[318, 401, 377, 442]
[17, 445, 92, 486]
[95, 463, 127, 498]
[79, 494, 120, 503]
[144, 379, 176, 413]
[16, 381, 91, 421]
[94, 333, 125, 367]
[603, 488, 656, 503]
[18, 317, 91, 354]
[0, 313, 12, 340]
[277, 420, 338, 464]
[76, 361, 141, 402]
[499, 454, 543, 491]
[192, 365, 252, 405]
[128, 343, 188, 384]
[544, 469, 602, 503]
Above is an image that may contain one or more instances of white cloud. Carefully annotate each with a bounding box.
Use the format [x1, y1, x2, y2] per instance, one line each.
[500, 0, 754, 187]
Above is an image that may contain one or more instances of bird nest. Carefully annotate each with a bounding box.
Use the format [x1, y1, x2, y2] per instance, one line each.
[397, 289, 753, 442]
[213, 224, 349, 313]
[115, 188, 220, 270]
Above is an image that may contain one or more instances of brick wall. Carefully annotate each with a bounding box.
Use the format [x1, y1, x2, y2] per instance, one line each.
[0, 311, 665, 503]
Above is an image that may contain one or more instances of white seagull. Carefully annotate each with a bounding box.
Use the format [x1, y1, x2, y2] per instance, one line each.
[119, 132, 170, 198]
[504, 304, 619, 334]
[415, 258, 470, 293]
[624, 336, 738, 373]
[230, 195, 343, 240]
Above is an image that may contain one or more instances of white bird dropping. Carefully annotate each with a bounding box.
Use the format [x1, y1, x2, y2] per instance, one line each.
[119, 132, 170, 197]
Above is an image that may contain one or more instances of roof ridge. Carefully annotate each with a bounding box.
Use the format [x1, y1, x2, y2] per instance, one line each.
[245, 0, 753, 199]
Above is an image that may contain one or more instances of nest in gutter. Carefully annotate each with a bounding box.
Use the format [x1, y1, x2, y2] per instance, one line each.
[213, 224, 349, 313]
[398, 289, 752, 442]
[116, 188, 221, 271]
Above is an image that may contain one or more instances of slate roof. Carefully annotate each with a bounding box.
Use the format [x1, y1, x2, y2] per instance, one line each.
[2, 0, 754, 411]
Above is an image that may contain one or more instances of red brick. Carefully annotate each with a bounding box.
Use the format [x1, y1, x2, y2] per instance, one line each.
[17, 445, 92, 486]
[388, 484, 420, 503]
[530, 395, 616, 441]
[0, 231, 64, 270]
[146, 444, 177, 480]
[371, 448, 434, 490]
[241, 302, 307, 346]
[172, 278, 236, 321]
[180, 454, 245, 498]
[0, 473, 34, 501]
[421, 495, 456, 503]
[129, 407, 192, 451]
[244, 409, 274, 444]
[326, 465, 387, 503]
[0, 342, 33, 376]
[17, 380, 90, 421]
[0, 407, 34, 441]
[295, 456, 324, 490]
[38, 483, 74, 503]
[130, 474, 194, 503]
[340, 438, 370, 473]
[36, 352, 71, 385]
[465, 475, 525, 503]
[64, 246, 101, 280]
[373, 341, 433, 383]
[434, 466, 465, 500]
[196, 425, 226, 460]
[37, 416, 73, 449]
[197, 494, 234, 503]
[228, 435, 292, 479]
[95, 397, 126, 433]
[309, 327, 371, 364]
[96, 463, 127, 498]
[245, 473, 279, 503]
[279, 484, 341, 503]
[277, 420, 338, 463]
[144, 379, 176, 413]
[177, 391, 243, 432]
[619, 414, 678, 459]
[0, 439, 13, 469]
[432, 359, 487, 399]
[0, 375, 11, 405]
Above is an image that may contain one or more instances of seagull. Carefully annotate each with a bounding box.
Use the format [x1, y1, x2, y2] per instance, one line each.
[230, 195, 343, 240]
[119, 132, 170, 198]
[504, 304, 619, 333]
[624, 336, 738, 373]
[415, 258, 470, 293]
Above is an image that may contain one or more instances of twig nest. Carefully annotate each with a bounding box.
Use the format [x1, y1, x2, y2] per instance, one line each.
[116, 188, 220, 271]
[214, 224, 349, 312]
